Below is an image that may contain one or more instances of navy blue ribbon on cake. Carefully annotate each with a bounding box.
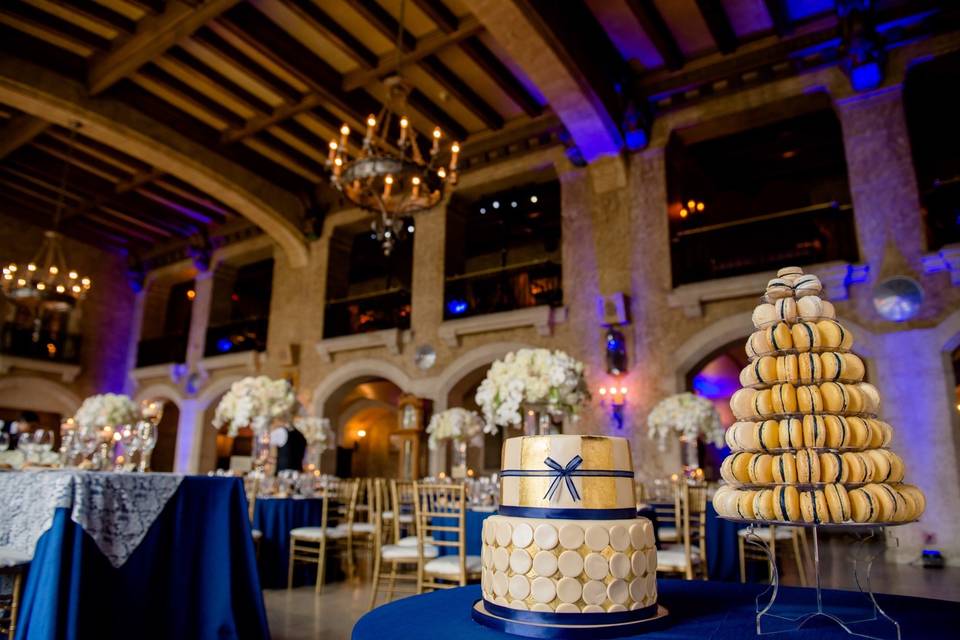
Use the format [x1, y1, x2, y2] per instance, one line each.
[482, 599, 659, 629]
[499, 455, 636, 520]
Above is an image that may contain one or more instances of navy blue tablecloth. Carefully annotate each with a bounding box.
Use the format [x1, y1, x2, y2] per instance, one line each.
[252, 497, 327, 588]
[434, 509, 496, 556]
[352, 581, 960, 640]
[14, 475, 269, 640]
[649, 501, 744, 581]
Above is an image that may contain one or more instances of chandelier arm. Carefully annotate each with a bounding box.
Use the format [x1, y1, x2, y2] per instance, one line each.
[51, 124, 81, 231]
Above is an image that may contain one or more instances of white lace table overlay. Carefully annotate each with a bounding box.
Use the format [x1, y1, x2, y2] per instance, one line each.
[0, 470, 183, 568]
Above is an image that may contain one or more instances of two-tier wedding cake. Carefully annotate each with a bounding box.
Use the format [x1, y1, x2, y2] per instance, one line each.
[471, 434, 666, 638]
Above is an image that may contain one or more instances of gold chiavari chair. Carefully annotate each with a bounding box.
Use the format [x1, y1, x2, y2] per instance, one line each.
[288, 479, 355, 593]
[346, 478, 377, 575]
[656, 479, 708, 580]
[414, 482, 482, 592]
[652, 478, 680, 543]
[739, 525, 809, 586]
[369, 479, 439, 609]
[244, 474, 263, 556]
[0, 551, 28, 638]
[388, 480, 417, 545]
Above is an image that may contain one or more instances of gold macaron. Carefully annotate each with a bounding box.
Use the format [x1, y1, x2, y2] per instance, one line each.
[849, 488, 879, 523]
[843, 353, 865, 381]
[791, 321, 820, 352]
[753, 489, 777, 521]
[796, 448, 821, 483]
[772, 452, 798, 484]
[845, 417, 869, 449]
[800, 489, 829, 524]
[749, 453, 774, 484]
[823, 415, 849, 449]
[798, 352, 822, 384]
[820, 352, 845, 382]
[757, 420, 780, 451]
[841, 451, 869, 483]
[817, 319, 853, 350]
[736, 489, 758, 519]
[730, 388, 758, 420]
[778, 418, 803, 449]
[824, 483, 851, 523]
[754, 389, 775, 418]
[802, 414, 826, 448]
[776, 354, 800, 385]
[820, 382, 850, 413]
[819, 451, 847, 483]
[797, 385, 824, 413]
[772, 383, 798, 414]
[773, 485, 801, 522]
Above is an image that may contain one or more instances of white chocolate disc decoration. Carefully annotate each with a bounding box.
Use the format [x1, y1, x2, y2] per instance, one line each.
[556, 603, 580, 614]
[481, 569, 491, 595]
[493, 571, 509, 596]
[510, 548, 532, 575]
[482, 545, 492, 569]
[630, 601, 644, 611]
[531, 603, 553, 613]
[508, 600, 529, 611]
[559, 524, 584, 550]
[609, 525, 630, 552]
[631, 550, 647, 576]
[582, 605, 604, 614]
[534, 523, 559, 550]
[643, 573, 657, 599]
[584, 525, 610, 551]
[607, 578, 629, 604]
[495, 521, 513, 547]
[483, 521, 496, 545]
[556, 577, 582, 603]
[531, 576, 556, 603]
[557, 550, 584, 577]
[644, 548, 657, 573]
[493, 547, 510, 572]
[629, 577, 644, 602]
[584, 552, 609, 580]
[609, 552, 631, 579]
[641, 521, 656, 548]
[512, 522, 534, 549]
[582, 580, 606, 605]
[629, 523, 645, 549]
[532, 550, 558, 577]
[509, 574, 531, 600]
[493, 596, 508, 606]
[608, 604, 627, 613]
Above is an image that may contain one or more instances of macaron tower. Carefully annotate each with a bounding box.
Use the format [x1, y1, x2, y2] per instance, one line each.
[713, 267, 926, 525]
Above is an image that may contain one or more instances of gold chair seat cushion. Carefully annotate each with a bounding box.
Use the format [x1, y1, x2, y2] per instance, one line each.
[290, 526, 349, 541]
[423, 554, 482, 576]
[737, 527, 795, 541]
[656, 545, 702, 569]
[396, 535, 435, 547]
[381, 543, 439, 560]
[251, 529, 263, 541]
[0, 548, 31, 568]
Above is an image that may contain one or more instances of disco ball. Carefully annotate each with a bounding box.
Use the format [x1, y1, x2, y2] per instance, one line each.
[872, 276, 924, 321]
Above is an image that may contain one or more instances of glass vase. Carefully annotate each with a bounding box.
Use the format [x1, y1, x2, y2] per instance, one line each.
[522, 404, 566, 436]
[679, 434, 701, 477]
[451, 440, 468, 479]
[253, 429, 272, 476]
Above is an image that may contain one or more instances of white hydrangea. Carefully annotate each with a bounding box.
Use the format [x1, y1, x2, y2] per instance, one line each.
[475, 349, 589, 429]
[426, 408, 486, 450]
[212, 376, 296, 436]
[74, 393, 140, 433]
[647, 392, 724, 450]
[293, 416, 335, 450]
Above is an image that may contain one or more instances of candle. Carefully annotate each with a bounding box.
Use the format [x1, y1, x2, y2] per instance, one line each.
[339, 124, 349, 151]
[328, 140, 338, 162]
[364, 115, 376, 148]
[431, 127, 441, 155]
[333, 157, 342, 177]
[383, 174, 393, 198]
[411, 175, 420, 198]
[399, 116, 408, 145]
[450, 142, 460, 171]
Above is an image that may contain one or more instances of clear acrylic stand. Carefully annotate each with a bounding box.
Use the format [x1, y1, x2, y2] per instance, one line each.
[728, 519, 910, 640]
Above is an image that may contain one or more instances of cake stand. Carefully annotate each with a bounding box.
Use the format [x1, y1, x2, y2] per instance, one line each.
[720, 518, 915, 640]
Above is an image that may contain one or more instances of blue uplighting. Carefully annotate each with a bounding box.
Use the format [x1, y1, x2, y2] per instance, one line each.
[216, 337, 233, 353]
[447, 299, 468, 316]
[692, 374, 739, 399]
[850, 62, 883, 91]
[625, 129, 648, 151]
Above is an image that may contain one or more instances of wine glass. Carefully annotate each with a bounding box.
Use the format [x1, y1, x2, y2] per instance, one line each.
[137, 421, 158, 472]
[0, 432, 9, 452]
[33, 429, 54, 465]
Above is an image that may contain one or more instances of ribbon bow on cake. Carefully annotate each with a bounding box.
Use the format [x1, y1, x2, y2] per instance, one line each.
[543, 455, 583, 501]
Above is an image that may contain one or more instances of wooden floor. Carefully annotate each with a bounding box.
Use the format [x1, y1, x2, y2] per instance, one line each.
[264, 541, 960, 640]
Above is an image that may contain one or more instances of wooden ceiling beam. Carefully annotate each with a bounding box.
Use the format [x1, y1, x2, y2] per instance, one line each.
[352, 0, 417, 52]
[412, 0, 459, 33]
[277, 0, 378, 70]
[46, 128, 151, 175]
[0, 114, 50, 159]
[0, 196, 129, 252]
[419, 55, 504, 130]
[696, 0, 738, 54]
[30, 140, 125, 183]
[151, 177, 233, 218]
[87, 0, 240, 95]
[763, 0, 793, 37]
[458, 37, 542, 117]
[30, 0, 138, 37]
[0, 4, 106, 57]
[343, 16, 482, 91]
[136, 63, 247, 129]
[163, 48, 275, 115]
[623, 0, 684, 69]
[408, 87, 469, 141]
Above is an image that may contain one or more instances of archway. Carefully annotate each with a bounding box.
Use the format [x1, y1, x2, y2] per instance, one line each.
[0, 376, 81, 417]
[327, 379, 405, 478]
[134, 384, 182, 472]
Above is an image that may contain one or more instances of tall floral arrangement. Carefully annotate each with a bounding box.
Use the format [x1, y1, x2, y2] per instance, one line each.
[212, 376, 296, 437]
[293, 416, 335, 451]
[426, 408, 486, 450]
[647, 392, 723, 451]
[475, 348, 589, 429]
[74, 393, 139, 434]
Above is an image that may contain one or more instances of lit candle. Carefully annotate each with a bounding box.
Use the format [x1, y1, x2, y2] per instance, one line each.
[450, 142, 460, 171]
[399, 116, 409, 146]
[339, 124, 350, 151]
[383, 174, 393, 198]
[365, 115, 376, 143]
[333, 157, 343, 177]
[411, 175, 420, 198]
[432, 127, 441, 155]
[437, 167, 446, 180]
[328, 140, 338, 162]
[49, 265, 58, 275]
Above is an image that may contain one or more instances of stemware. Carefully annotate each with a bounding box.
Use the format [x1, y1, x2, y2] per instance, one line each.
[0, 431, 9, 452]
[17, 433, 35, 464]
[33, 429, 54, 465]
[119, 424, 142, 471]
[137, 421, 158, 472]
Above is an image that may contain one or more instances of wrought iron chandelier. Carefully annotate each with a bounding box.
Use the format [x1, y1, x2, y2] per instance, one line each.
[2, 123, 91, 311]
[326, 0, 460, 255]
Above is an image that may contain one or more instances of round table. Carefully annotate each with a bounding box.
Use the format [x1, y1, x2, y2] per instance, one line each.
[352, 581, 960, 640]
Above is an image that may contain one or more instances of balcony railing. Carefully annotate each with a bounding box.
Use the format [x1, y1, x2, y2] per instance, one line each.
[0, 323, 81, 363]
[323, 288, 411, 339]
[204, 317, 269, 357]
[670, 202, 859, 286]
[444, 259, 563, 320]
[136, 334, 187, 368]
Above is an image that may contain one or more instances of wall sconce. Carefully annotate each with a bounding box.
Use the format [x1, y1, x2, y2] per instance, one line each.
[357, 429, 367, 439]
[598, 383, 627, 430]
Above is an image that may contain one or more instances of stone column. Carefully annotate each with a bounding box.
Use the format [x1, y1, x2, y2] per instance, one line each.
[410, 204, 447, 342]
[835, 85, 925, 277]
[184, 270, 214, 369]
[123, 288, 147, 395]
[173, 397, 204, 473]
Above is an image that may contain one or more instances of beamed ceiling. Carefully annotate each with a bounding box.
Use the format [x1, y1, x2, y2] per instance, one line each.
[0, 0, 955, 267]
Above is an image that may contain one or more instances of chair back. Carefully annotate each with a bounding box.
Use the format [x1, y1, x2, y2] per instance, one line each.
[354, 478, 374, 525]
[677, 479, 708, 578]
[370, 478, 385, 549]
[244, 473, 261, 522]
[653, 476, 681, 533]
[336, 478, 359, 530]
[390, 480, 416, 540]
[414, 482, 468, 588]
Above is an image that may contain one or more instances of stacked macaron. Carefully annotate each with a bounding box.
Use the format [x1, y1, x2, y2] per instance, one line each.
[715, 266, 926, 525]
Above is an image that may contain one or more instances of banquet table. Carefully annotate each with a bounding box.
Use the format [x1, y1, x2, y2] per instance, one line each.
[649, 501, 743, 581]
[252, 496, 331, 588]
[352, 581, 960, 640]
[0, 470, 269, 640]
[433, 508, 497, 556]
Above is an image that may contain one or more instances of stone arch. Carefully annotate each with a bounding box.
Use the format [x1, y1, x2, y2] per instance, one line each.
[433, 341, 537, 412]
[0, 376, 82, 416]
[335, 398, 396, 447]
[133, 383, 183, 408]
[310, 358, 414, 418]
[936, 306, 960, 354]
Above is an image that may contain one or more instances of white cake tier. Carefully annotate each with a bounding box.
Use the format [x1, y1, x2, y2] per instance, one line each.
[500, 435, 636, 512]
[480, 514, 657, 614]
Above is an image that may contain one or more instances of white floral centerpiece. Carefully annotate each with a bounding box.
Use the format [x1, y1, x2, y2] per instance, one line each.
[74, 393, 139, 434]
[212, 376, 296, 437]
[426, 408, 486, 450]
[475, 348, 589, 430]
[293, 416, 335, 451]
[647, 392, 724, 453]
